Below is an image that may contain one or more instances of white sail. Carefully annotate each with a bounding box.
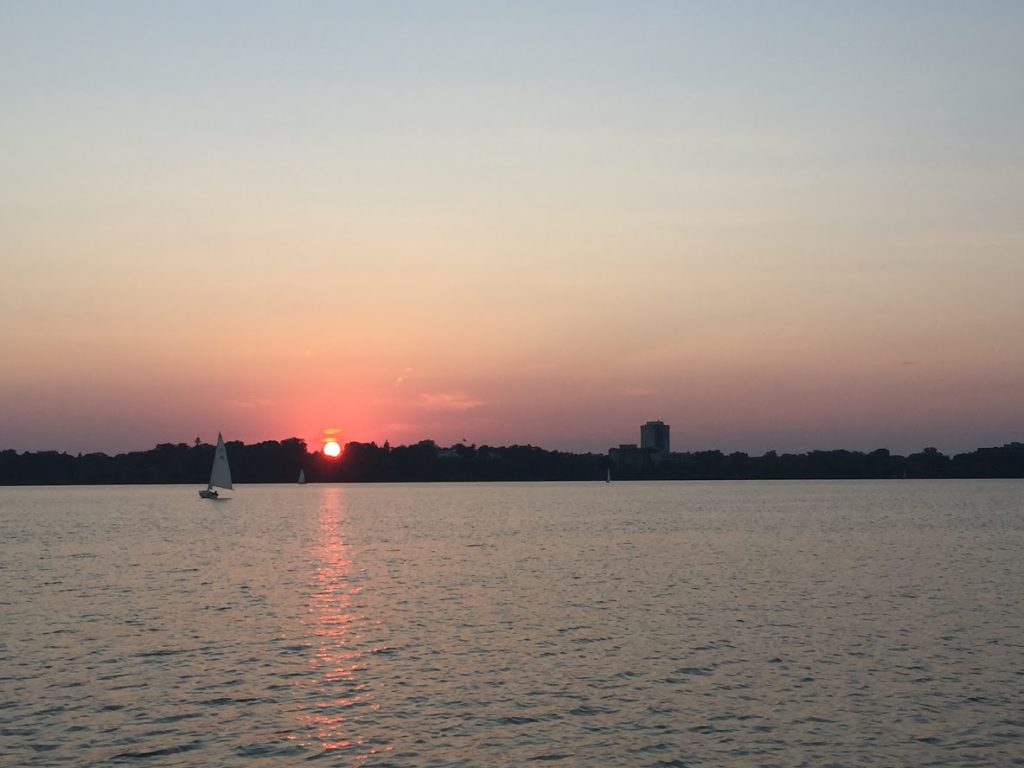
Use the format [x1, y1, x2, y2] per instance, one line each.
[298, 469, 306, 484]
[209, 432, 233, 490]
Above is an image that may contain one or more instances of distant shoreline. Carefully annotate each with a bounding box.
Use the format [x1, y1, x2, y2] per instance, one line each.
[4, 478, 1023, 489]
[2, 439, 1022, 484]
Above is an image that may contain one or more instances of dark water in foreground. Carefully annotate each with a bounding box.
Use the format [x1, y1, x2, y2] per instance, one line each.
[1, 481, 1021, 767]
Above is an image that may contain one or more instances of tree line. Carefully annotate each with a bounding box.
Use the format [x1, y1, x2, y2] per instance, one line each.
[0, 439, 1022, 485]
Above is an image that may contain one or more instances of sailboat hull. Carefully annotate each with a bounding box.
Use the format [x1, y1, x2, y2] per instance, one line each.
[199, 489, 219, 499]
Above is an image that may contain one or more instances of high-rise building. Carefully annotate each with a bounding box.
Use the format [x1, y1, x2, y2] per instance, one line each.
[640, 420, 670, 453]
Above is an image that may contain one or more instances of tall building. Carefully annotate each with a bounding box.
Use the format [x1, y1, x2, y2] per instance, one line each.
[640, 420, 670, 453]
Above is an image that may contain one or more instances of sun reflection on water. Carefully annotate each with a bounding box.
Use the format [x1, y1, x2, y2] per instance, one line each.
[297, 486, 382, 757]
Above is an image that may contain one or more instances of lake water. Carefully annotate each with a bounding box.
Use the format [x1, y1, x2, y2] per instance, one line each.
[1, 481, 1021, 766]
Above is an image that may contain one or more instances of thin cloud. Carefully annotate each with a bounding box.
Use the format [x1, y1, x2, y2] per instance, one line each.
[419, 392, 485, 412]
[227, 396, 272, 409]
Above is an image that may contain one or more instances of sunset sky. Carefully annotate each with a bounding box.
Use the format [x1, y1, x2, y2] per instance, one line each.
[2, 2, 1022, 455]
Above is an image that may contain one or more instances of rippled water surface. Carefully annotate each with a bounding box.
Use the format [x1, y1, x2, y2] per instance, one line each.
[1, 481, 1022, 766]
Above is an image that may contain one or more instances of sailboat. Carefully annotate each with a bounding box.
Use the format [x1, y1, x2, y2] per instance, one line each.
[606, 467, 611, 483]
[199, 433, 233, 499]
[298, 468, 307, 484]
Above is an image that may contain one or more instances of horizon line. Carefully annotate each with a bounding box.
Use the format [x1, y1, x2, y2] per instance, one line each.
[4, 436, 1023, 460]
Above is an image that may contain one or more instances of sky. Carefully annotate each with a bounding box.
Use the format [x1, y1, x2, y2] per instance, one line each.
[2, 1, 1023, 456]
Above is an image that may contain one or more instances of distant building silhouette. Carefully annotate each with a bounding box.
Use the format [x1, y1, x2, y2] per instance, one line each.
[608, 443, 644, 472]
[608, 421, 672, 476]
[640, 420, 670, 453]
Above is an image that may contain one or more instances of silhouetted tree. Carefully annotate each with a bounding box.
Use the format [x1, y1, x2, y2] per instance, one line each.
[906, 446, 951, 478]
[1, 438, 1022, 484]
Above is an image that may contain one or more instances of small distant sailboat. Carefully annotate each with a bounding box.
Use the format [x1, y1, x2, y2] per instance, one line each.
[298, 468, 307, 484]
[606, 467, 612, 483]
[199, 433, 233, 499]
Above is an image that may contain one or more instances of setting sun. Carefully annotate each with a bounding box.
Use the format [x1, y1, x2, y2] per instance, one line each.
[323, 441, 341, 458]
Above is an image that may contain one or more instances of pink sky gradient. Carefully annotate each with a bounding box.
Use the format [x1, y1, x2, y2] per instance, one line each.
[2, 4, 1022, 456]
